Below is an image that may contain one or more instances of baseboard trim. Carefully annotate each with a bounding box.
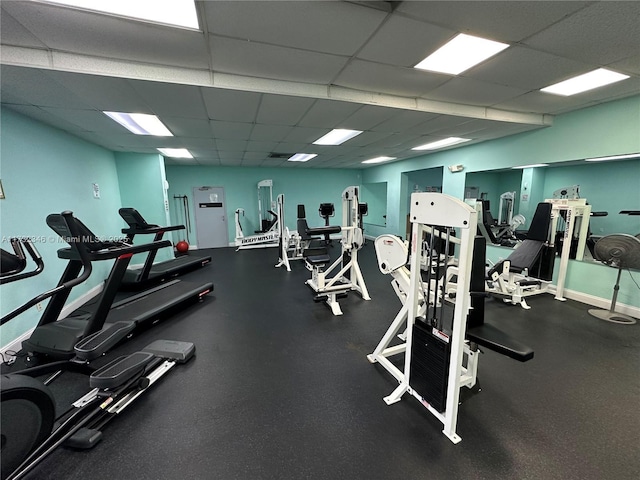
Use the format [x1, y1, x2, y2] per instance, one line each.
[548, 285, 640, 319]
[1, 283, 104, 356]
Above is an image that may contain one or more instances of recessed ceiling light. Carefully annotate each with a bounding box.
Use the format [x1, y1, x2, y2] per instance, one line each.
[158, 148, 192, 158]
[414, 33, 509, 75]
[104, 112, 173, 136]
[541, 68, 629, 96]
[362, 156, 396, 164]
[38, 0, 199, 29]
[412, 137, 470, 151]
[313, 129, 363, 146]
[288, 153, 317, 162]
[511, 164, 549, 169]
[585, 153, 640, 162]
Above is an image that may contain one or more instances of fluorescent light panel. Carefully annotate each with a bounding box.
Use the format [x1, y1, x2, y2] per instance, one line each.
[414, 33, 509, 75]
[585, 153, 640, 162]
[37, 0, 199, 29]
[412, 137, 470, 151]
[541, 68, 629, 96]
[511, 164, 549, 169]
[313, 129, 363, 146]
[362, 156, 396, 164]
[104, 112, 173, 136]
[288, 153, 317, 162]
[158, 148, 192, 158]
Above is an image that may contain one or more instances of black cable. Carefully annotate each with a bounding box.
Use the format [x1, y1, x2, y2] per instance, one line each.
[627, 268, 640, 290]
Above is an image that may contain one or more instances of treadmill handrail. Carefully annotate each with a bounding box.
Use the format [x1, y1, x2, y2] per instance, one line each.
[0, 239, 44, 284]
[56, 240, 172, 261]
[121, 224, 185, 235]
[1, 212, 93, 326]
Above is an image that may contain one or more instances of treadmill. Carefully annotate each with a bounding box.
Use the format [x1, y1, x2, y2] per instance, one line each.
[118, 207, 211, 290]
[19, 211, 213, 360]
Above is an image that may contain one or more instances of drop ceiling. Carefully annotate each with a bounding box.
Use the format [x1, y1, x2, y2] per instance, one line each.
[1, 1, 639, 168]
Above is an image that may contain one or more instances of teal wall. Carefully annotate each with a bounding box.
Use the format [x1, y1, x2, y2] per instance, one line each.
[0, 108, 122, 344]
[115, 152, 173, 263]
[2, 93, 639, 348]
[363, 95, 640, 308]
[165, 166, 362, 245]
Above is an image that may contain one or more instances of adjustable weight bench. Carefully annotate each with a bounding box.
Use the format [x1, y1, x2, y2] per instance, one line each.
[486, 202, 554, 309]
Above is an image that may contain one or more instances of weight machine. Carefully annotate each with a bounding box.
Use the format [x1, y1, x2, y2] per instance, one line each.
[234, 180, 280, 250]
[368, 193, 533, 443]
[304, 186, 371, 315]
[498, 191, 515, 226]
[257, 179, 275, 233]
[234, 208, 279, 250]
[546, 197, 592, 301]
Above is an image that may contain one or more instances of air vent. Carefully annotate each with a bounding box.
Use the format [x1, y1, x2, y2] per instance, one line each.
[268, 153, 293, 159]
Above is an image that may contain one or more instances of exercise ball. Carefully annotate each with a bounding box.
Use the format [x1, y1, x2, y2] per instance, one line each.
[176, 241, 189, 253]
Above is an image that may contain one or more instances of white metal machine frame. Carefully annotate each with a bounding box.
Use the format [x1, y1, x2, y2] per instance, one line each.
[234, 180, 279, 250]
[305, 186, 371, 315]
[368, 193, 478, 443]
[275, 194, 308, 271]
[498, 191, 515, 225]
[234, 208, 280, 249]
[546, 197, 592, 300]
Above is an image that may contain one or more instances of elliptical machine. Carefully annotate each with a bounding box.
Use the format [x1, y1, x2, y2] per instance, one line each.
[1, 212, 196, 480]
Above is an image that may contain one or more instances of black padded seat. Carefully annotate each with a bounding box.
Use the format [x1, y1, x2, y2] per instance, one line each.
[466, 324, 534, 362]
[306, 254, 331, 266]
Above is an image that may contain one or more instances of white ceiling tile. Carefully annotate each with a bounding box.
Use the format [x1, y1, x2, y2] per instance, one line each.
[282, 127, 328, 144]
[1, 66, 92, 109]
[178, 138, 216, 150]
[210, 36, 349, 84]
[335, 59, 449, 98]
[0, 8, 47, 48]
[346, 131, 393, 147]
[607, 53, 640, 77]
[246, 141, 279, 153]
[204, 1, 386, 56]
[46, 71, 153, 112]
[163, 118, 212, 138]
[493, 91, 612, 116]
[423, 77, 527, 107]
[358, 14, 455, 67]
[256, 95, 315, 126]
[242, 152, 269, 161]
[397, 1, 592, 43]
[297, 99, 362, 128]
[128, 81, 208, 119]
[201, 88, 261, 123]
[465, 46, 591, 90]
[371, 110, 440, 134]
[250, 124, 292, 143]
[210, 121, 254, 141]
[40, 107, 125, 134]
[216, 139, 247, 152]
[338, 105, 400, 131]
[2, 1, 210, 69]
[524, 2, 640, 65]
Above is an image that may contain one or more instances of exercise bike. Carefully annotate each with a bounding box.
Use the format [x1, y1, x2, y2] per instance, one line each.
[1, 213, 196, 480]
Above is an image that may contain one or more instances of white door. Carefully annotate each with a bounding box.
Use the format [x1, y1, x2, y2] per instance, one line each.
[193, 186, 228, 248]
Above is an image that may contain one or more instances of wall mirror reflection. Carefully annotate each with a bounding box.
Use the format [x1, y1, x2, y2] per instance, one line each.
[465, 155, 640, 262]
[361, 182, 388, 227]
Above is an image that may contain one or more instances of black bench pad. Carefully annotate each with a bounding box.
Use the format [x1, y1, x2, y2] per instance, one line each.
[467, 324, 534, 362]
[306, 226, 341, 236]
[306, 254, 331, 265]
